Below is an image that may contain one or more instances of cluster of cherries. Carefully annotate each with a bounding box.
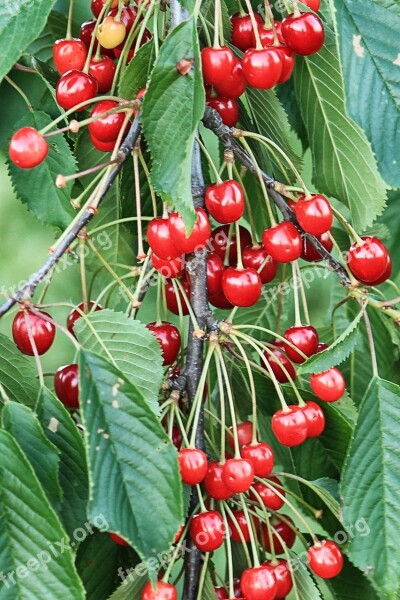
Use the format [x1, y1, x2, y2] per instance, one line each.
[205, 0, 324, 127]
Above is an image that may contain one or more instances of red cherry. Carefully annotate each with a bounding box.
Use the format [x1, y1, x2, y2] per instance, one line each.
[307, 540, 343, 578]
[261, 342, 296, 384]
[272, 406, 308, 446]
[113, 28, 152, 63]
[242, 245, 278, 284]
[367, 253, 392, 285]
[263, 559, 293, 598]
[213, 60, 247, 98]
[260, 515, 296, 555]
[242, 47, 282, 89]
[171, 426, 183, 449]
[301, 231, 333, 262]
[310, 368, 346, 402]
[168, 208, 211, 254]
[348, 236, 390, 284]
[178, 448, 208, 485]
[109, 5, 138, 33]
[146, 322, 181, 366]
[80, 20, 114, 58]
[214, 587, 229, 600]
[209, 290, 234, 309]
[262, 221, 302, 263]
[9, 127, 48, 169]
[210, 225, 252, 264]
[240, 566, 278, 600]
[204, 462, 232, 500]
[173, 524, 184, 544]
[53, 39, 87, 75]
[233, 578, 244, 598]
[67, 301, 102, 335]
[88, 100, 126, 142]
[302, 401, 325, 437]
[207, 253, 225, 297]
[147, 217, 180, 260]
[201, 47, 235, 85]
[228, 420, 253, 450]
[250, 477, 285, 511]
[190, 511, 225, 552]
[284, 324, 319, 363]
[222, 267, 262, 307]
[109, 532, 129, 546]
[89, 55, 116, 93]
[91, 0, 110, 17]
[89, 134, 115, 152]
[206, 95, 239, 127]
[281, 12, 325, 55]
[231, 12, 264, 51]
[152, 255, 185, 279]
[56, 70, 98, 112]
[276, 45, 295, 84]
[54, 364, 79, 409]
[141, 580, 177, 600]
[222, 458, 254, 493]
[227, 510, 252, 543]
[205, 180, 245, 224]
[165, 278, 190, 315]
[258, 21, 284, 46]
[302, 0, 321, 10]
[241, 442, 274, 477]
[295, 194, 333, 235]
[12, 310, 55, 355]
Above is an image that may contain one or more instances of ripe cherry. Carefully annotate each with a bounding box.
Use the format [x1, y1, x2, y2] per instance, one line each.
[12, 310, 55, 355]
[284, 325, 319, 363]
[222, 458, 254, 493]
[261, 341, 296, 384]
[113, 28, 152, 63]
[250, 477, 285, 511]
[170, 426, 183, 450]
[168, 208, 211, 254]
[295, 194, 333, 235]
[56, 70, 98, 112]
[165, 278, 190, 315]
[213, 61, 247, 98]
[276, 45, 296, 84]
[207, 253, 225, 297]
[347, 236, 390, 284]
[91, 0, 128, 17]
[228, 420, 253, 450]
[260, 515, 296, 554]
[209, 290, 234, 310]
[9, 127, 49, 169]
[281, 12, 325, 55]
[147, 217, 180, 260]
[54, 364, 79, 409]
[89, 134, 115, 152]
[307, 540, 344, 578]
[53, 39, 87, 75]
[302, 401, 325, 437]
[242, 245, 278, 284]
[272, 405, 308, 446]
[109, 532, 129, 546]
[367, 254, 392, 285]
[240, 566, 278, 600]
[214, 587, 229, 600]
[206, 95, 239, 127]
[89, 55, 116, 93]
[301, 231, 333, 262]
[88, 100, 126, 142]
[222, 267, 262, 307]
[201, 47, 235, 85]
[263, 559, 293, 598]
[190, 511, 225, 552]
[241, 442, 274, 477]
[178, 448, 208, 485]
[67, 301, 102, 335]
[96, 16, 126, 49]
[228, 510, 252, 543]
[205, 180, 245, 224]
[146, 322, 181, 366]
[152, 255, 185, 278]
[204, 461, 232, 500]
[141, 581, 177, 600]
[211, 225, 252, 264]
[262, 222, 302, 263]
[231, 12, 263, 51]
[310, 368, 346, 402]
[303, 0, 321, 10]
[258, 21, 284, 46]
[242, 47, 282, 89]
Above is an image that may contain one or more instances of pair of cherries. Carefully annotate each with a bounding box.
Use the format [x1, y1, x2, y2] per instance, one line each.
[87, 100, 128, 151]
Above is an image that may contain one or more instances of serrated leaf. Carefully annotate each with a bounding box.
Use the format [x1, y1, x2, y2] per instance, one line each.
[290, 561, 322, 600]
[36, 387, 89, 540]
[341, 377, 400, 594]
[75, 531, 121, 599]
[7, 111, 76, 229]
[0, 430, 85, 599]
[325, 555, 382, 600]
[293, 27, 387, 231]
[142, 17, 204, 228]
[74, 310, 163, 415]
[26, 10, 68, 64]
[335, 0, 400, 188]
[0, 332, 39, 407]
[107, 571, 147, 599]
[2, 401, 62, 512]
[79, 349, 183, 570]
[119, 39, 155, 99]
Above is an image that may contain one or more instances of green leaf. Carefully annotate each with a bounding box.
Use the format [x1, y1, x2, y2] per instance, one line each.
[341, 377, 400, 594]
[324, 556, 382, 600]
[7, 111, 76, 229]
[290, 561, 322, 600]
[36, 387, 89, 540]
[2, 401, 62, 512]
[75, 530, 121, 599]
[142, 17, 204, 228]
[74, 310, 163, 415]
[0, 332, 39, 406]
[0, 0, 57, 83]
[79, 349, 183, 570]
[107, 571, 147, 599]
[119, 39, 155, 99]
[335, 0, 400, 188]
[0, 430, 85, 599]
[293, 27, 387, 231]
[26, 10, 68, 64]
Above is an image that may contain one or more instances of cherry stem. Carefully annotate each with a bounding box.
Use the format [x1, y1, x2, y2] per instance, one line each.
[330, 205, 363, 245]
[213, 352, 227, 464]
[134, 0, 155, 54]
[261, 342, 305, 406]
[213, 0, 222, 47]
[169, 279, 186, 358]
[133, 147, 146, 259]
[264, 0, 279, 45]
[216, 345, 241, 458]
[174, 406, 191, 447]
[83, 0, 113, 73]
[223, 503, 252, 566]
[138, 150, 158, 217]
[187, 345, 216, 446]
[239, 138, 276, 226]
[291, 0, 301, 17]
[229, 335, 258, 443]
[232, 324, 308, 361]
[296, 261, 311, 324]
[255, 475, 322, 517]
[175, 278, 201, 332]
[239, 494, 260, 566]
[220, 503, 235, 597]
[242, 0, 263, 49]
[291, 262, 302, 327]
[195, 136, 222, 182]
[196, 552, 210, 598]
[23, 312, 44, 387]
[57, 161, 117, 187]
[360, 300, 379, 378]
[0, 383, 10, 404]
[78, 234, 89, 313]
[5, 76, 32, 110]
[233, 164, 258, 243]
[234, 221, 244, 269]
[66, 0, 74, 40]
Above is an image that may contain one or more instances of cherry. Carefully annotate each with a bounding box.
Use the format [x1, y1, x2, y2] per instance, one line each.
[227, 510, 252, 543]
[206, 95, 239, 127]
[281, 12, 325, 55]
[228, 420, 253, 450]
[242, 47, 282, 89]
[109, 5, 138, 33]
[190, 510, 225, 552]
[310, 368, 346, 402]
[201, 47, 235, 85]
[170, 426, 183, 450]
[258, 21, 284, 46]
[67, 301, 102, 335]
[205, 180, 245, 224]
[277, 45, 296, 84]
[178, 448, 208, 485]
[96, 16, 126, 49]
[53, 39, 87, 75]
[109, 532, 129, 546]
[242, 245, 278, 284]
[209, 290, 234, 310]
[214, 587, 229, 600]
[213, 60, 247, 98]
[250, 476, 285, 511]
[295, 194, 333, 235]
[307, 540, 343, 578]
[147, 217, 180, 260]
[222, 267, 262, 307]
[262, 222, 302, 263]
[173, 524, 184, 544]
[54, 364, 79, 409]
[141, 581, 177, 600]
[207, 253, 225, 297]
[263, 559, 293, 598]
[113, 28, 152, 63]
[89, 55, 116, 93]
[260, 515, 296, 555]
[241, 442, 274, 477]
[80, 20, 114, 58]
[56, 70, 98, 112]
[367, 253, 392, 285]
[302, 401, 325, 437]
[347, 236, 390, 284]
[89, 134, 115, 152]
[152, 255, 185, 278]
[168, 208, 211, 254]
[165, 278, 190, 315]
[284, 324, 319, 363]
[146, 322, 181, 366]
[233, 578, 244, 598]
[222, 458, 254, 493]
[9, 127, 49, 169]
[204, 462, 232, 500]
[88, 100, 126, 142]
[240, 566, 278, 600]
[12, 310, 55, 355]
[91, 0, 127, 17]
[303, 0, 321, 10]
[272, 405, 308, 446]
[261, 341, 296, 383]
[231, 12, 264, 51]
[301, 231, 333, 262]
[211, 225, 252, 264]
